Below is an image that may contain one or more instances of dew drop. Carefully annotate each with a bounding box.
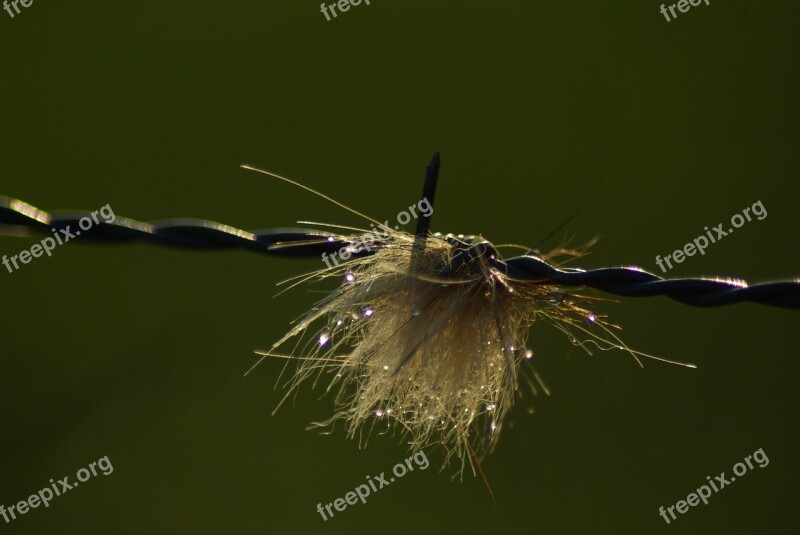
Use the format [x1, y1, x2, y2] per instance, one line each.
[319, 332, 330, 346]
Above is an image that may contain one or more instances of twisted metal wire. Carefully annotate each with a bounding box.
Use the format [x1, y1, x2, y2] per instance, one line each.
[1, 195, 798, 309]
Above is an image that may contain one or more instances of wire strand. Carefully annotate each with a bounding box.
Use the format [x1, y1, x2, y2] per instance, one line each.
[1, 195, 798, 309]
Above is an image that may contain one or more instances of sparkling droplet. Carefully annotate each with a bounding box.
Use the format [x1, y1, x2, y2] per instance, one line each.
[486, 403, 496, 411]
[319, 332, 330, 346]
[375, 410, 384, 418]
[363, 307, 374, 317]
[327, 236, 335, 242]
[344, 272, 356, 283]
[587, 312, 597, 323]
[382, 365, 389, 371]
[524, 349, 534, 360]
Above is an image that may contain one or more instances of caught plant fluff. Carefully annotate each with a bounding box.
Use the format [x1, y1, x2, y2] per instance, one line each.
[245, 154, 692, 474]
[264, 229, 615, 468]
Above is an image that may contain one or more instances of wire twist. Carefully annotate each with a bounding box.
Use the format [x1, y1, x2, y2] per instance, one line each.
[2, 195, 798, 309]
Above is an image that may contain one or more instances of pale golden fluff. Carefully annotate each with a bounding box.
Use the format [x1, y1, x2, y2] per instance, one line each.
[243, 164, 692, 477]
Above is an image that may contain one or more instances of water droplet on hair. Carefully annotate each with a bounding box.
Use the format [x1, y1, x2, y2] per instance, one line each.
[319, 332, 330, 346]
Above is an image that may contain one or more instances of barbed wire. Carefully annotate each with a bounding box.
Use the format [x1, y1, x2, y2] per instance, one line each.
[2, 194, 798, 309]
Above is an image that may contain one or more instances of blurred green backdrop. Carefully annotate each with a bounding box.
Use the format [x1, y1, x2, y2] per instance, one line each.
[1, 1, 798, 533]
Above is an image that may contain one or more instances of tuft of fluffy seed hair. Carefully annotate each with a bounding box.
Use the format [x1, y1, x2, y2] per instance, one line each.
[241, 163, 693, 477]
[257, 225, 640, 474]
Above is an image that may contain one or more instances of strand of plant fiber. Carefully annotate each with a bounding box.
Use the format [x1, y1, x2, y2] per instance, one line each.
[1, 195, 798, 309]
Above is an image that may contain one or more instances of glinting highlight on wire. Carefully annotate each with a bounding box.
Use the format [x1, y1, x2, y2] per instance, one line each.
[1, 152, 799, 478]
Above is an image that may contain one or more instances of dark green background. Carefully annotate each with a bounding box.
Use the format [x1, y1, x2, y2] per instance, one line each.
[1, 1, 798, 533]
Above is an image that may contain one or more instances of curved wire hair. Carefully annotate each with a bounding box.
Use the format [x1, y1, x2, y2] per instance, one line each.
[1, 152, 798, 309]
